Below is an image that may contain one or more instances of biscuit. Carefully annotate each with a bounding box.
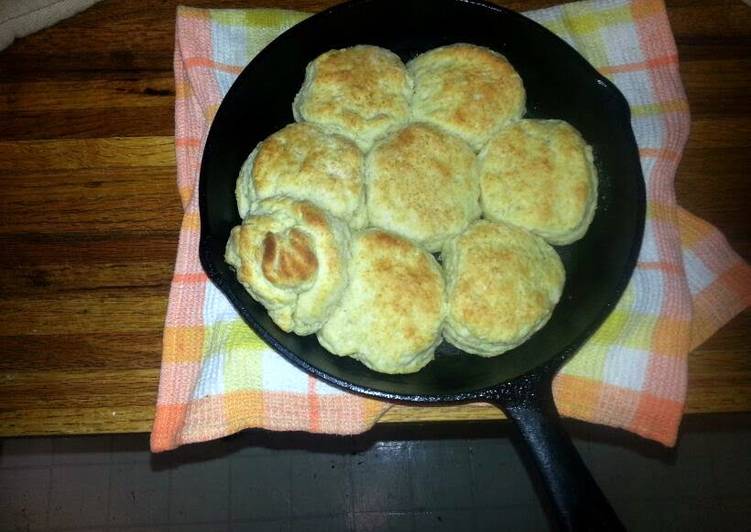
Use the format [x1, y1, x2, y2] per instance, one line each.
[408, 43, 525, 150]
[478, 119, 597, 245]
[225, 197, 351, 335]
[317, 229, 446, 374]
[365, 123, 480, 252]
[235, 123, 366, 228]
[293, 45, 413, 151]
[442, 220, 565, 357]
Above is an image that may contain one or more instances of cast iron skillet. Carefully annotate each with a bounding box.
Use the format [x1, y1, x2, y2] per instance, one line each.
[199, 0, 645, 529]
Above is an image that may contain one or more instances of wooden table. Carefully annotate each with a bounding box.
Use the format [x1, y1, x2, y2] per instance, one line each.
[0, 0, 749, 437]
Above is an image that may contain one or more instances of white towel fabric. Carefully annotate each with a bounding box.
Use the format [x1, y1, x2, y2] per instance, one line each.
[0, 0, 101, 51]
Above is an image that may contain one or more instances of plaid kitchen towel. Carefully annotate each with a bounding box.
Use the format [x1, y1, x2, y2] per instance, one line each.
[151, 0, 751, 452]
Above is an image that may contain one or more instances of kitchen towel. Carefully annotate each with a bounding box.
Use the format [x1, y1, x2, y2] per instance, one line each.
[151, 0, 751, 452]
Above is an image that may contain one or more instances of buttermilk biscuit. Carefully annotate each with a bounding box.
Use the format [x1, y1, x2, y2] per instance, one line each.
[408, 43, 525, 151]
[365, 123, 480, 252]
[225, 197, 351, 335]
[317, 229, 446, 374]
[293, 45, 413, 151]
[443, 220, 565, 357]
[478, 119, 598, 245]
[235, 123, 366, 228]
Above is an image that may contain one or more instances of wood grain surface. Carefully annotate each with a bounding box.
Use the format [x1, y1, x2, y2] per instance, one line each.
[0, 0, 749, 437]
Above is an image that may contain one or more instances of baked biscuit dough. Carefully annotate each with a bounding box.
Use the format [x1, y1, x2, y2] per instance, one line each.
[317, 229, 446, 374]
[408, 43, 525, 150]
[225, 197, 351, 335]
[235, 123, 366, 228]
[365, 123, 480, 252]
[442, 220, 564, 357]
[478, 119, 597, 245]
[293, 45, 413, 151]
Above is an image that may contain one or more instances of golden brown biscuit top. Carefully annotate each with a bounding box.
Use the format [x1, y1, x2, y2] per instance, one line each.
[478, 119, 596, 244]
[365, 123, 480, 251]
[253, 124, 361, 196]
[226, 197, 352, 335]
[261, 228, 318, 289]
[242, 123, 365, 225]
[313, 46, 406, 98]
[295, 46, 412, 148]
[447, 221, 564, 343]
[315, 229, 445, 366]
[357, 230, 444, 321]
[409, 43, 525, 149]
[315, 228, 445, 374]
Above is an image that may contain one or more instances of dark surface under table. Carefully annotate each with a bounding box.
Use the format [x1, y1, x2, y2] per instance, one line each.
[1, 414, 750, 531]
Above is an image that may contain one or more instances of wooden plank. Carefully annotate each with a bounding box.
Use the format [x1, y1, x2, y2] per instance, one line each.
[688, 118, 751, 148]
[0, 77, 174, 113]
[0, 261, 174, 297]
[0, 232, 179, 266]
[676, 147, 751, 261]
[0, 136, 175, 172]
[0, 289, 169, 336]
[680, 59, 751, 118]
[1, 369, 159, 409]
[0, 333, 164, 372]
[382, 405, 507, 423]
[667, 3, 751, 39]
[686, 354, 751, 414]
[0, 107, 175, 141]
[0, 77, 174, 140]
[0, 406, 156, 436]
[0, 166, 182, 234]
[687, 312, 751, 414]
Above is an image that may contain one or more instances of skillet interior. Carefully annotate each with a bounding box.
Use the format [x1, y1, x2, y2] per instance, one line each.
[198, 0, 645, 401]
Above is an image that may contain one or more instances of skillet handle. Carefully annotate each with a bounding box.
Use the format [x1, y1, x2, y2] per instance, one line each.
[490, 379, 625, 531]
